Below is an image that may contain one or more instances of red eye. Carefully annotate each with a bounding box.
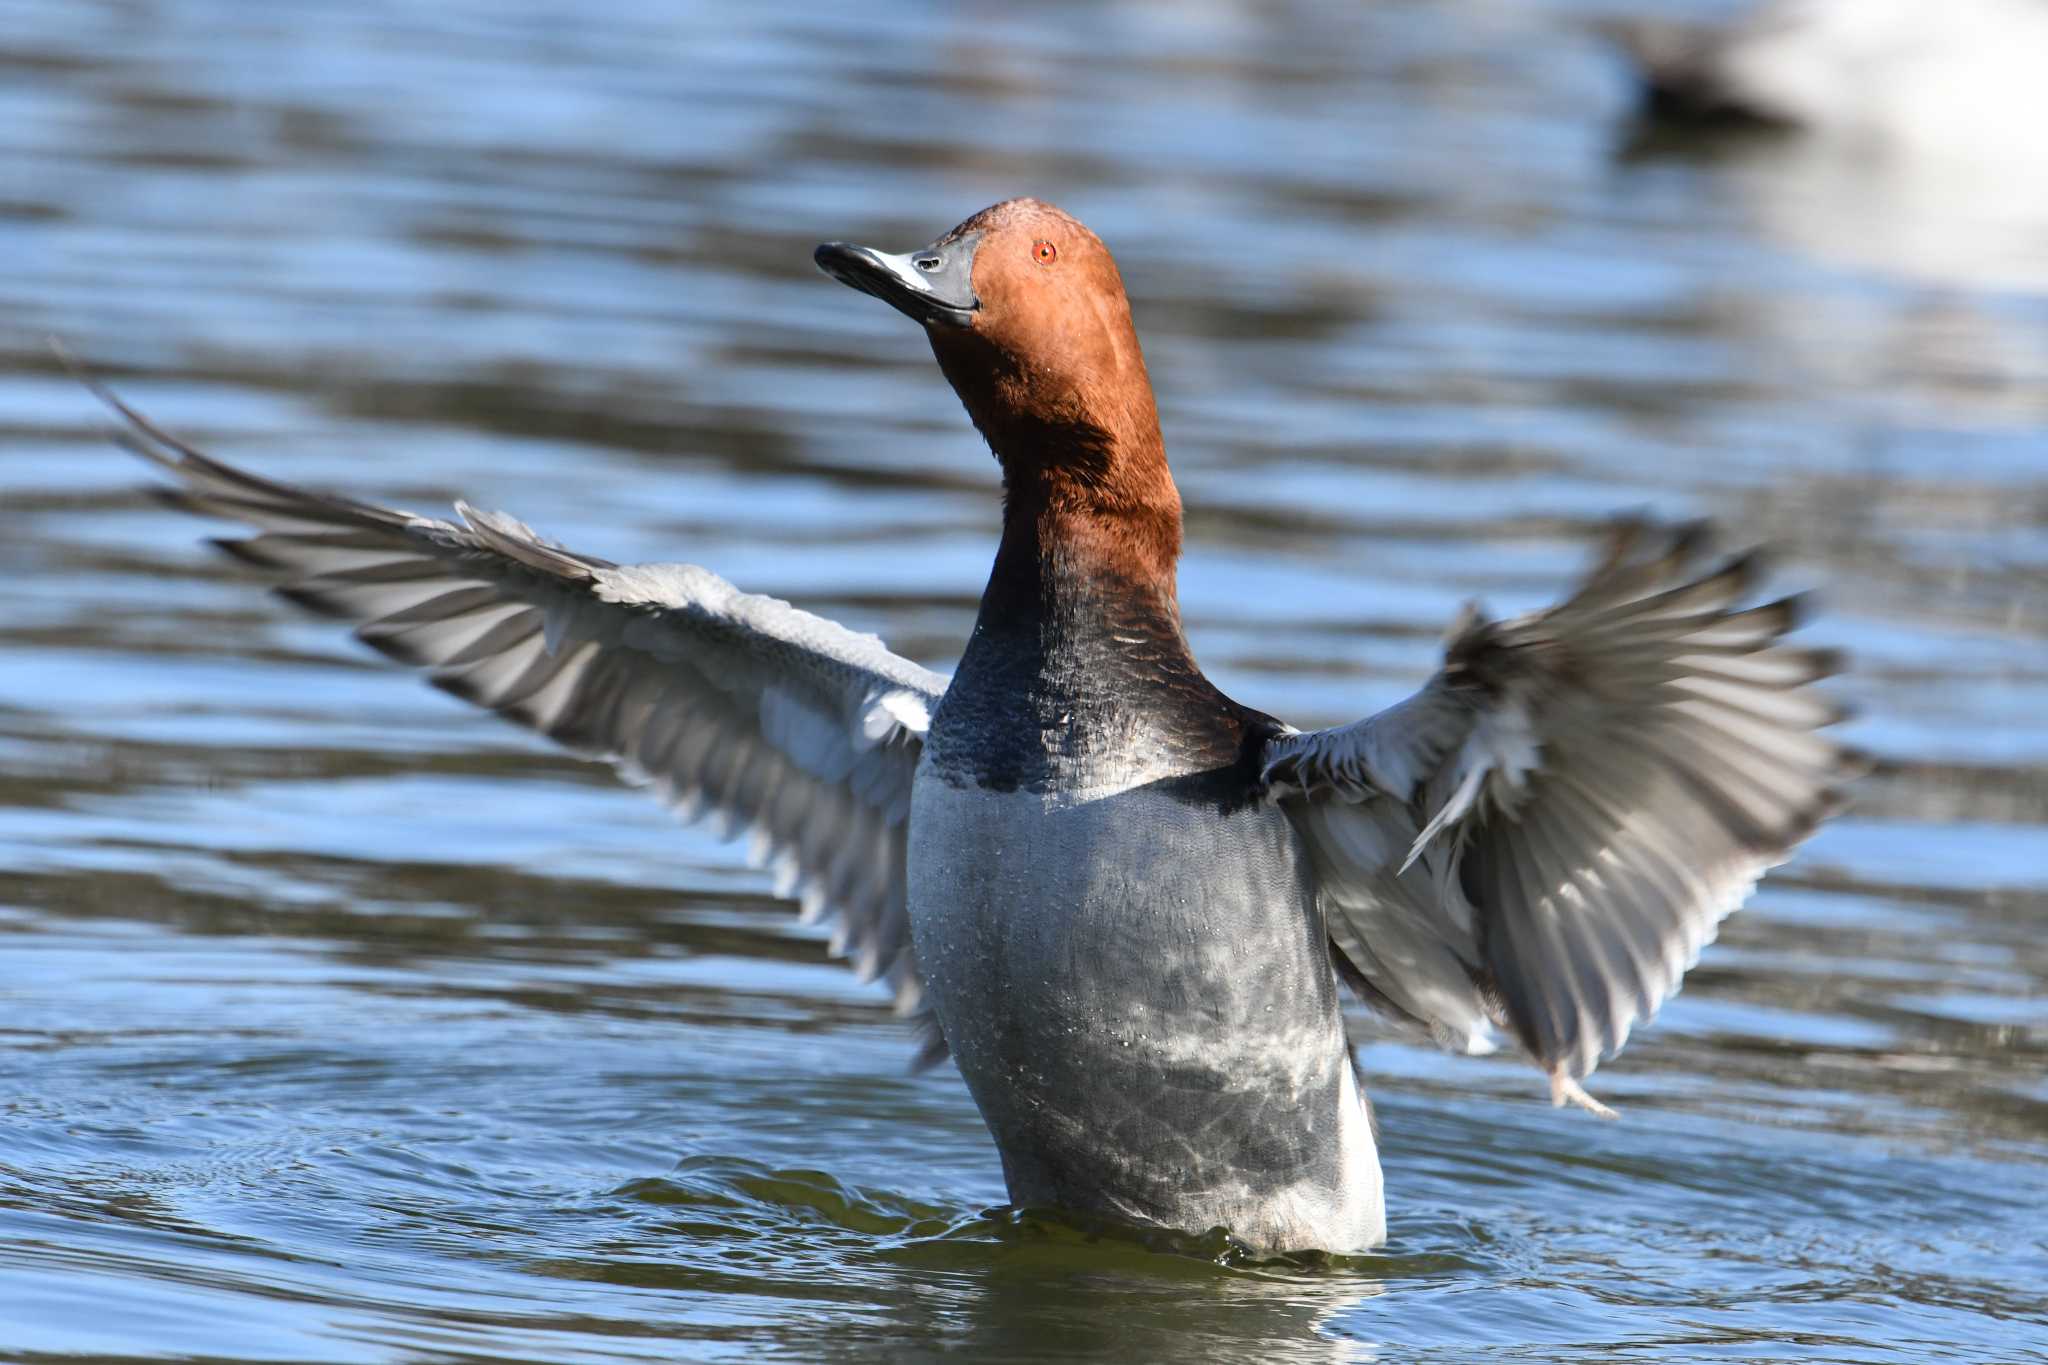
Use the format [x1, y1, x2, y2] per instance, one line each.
[1034, 240, 1057, 265]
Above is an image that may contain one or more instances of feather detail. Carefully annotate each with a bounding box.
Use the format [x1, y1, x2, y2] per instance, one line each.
[95, 380, 953, 1065]
[1264, 519, 1859, 1102]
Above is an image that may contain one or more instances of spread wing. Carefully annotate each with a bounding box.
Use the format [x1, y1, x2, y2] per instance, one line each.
[1262, 521, 1861, 1107]
[99, 387, 953, 1066]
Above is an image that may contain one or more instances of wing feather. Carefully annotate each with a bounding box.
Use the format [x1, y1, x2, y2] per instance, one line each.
[1265, 520, 1861, 1100]
[99, 385, 952, 1063]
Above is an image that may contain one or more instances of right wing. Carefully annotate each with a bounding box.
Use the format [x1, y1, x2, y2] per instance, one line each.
[98, 385, 953, 1064]
[1264, 522, 1860, 1107]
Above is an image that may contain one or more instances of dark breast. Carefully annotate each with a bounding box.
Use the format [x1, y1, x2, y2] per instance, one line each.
[925, 574, 1278, 799]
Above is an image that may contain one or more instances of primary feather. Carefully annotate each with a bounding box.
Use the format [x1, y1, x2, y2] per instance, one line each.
[1263, 521, 1862, 1099]
[96, 383, 952, 1065]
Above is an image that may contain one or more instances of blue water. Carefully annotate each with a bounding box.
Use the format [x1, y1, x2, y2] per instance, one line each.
[3, 0, 2045, 1359]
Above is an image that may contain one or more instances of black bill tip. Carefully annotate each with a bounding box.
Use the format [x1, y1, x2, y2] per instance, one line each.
[814, 234, 979, 328]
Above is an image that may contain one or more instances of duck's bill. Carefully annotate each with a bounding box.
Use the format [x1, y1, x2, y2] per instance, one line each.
[813, 235, 980, 328]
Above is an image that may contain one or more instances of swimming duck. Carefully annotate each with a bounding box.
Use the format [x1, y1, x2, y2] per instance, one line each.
[1610, 0, 2048, 154]
[96, 197, 1856, 1253]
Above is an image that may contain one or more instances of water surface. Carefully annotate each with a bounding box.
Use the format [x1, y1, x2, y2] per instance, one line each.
[3, 0, 2046, 1360]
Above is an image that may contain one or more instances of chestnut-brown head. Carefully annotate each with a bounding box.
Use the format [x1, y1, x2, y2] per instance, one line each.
[816, 198, 1178, 575]
[815, 200, 1171, 480]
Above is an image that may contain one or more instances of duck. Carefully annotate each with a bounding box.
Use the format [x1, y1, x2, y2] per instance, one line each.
[90, 197, 1858, 1254]
[1609, 0, 2048, 155]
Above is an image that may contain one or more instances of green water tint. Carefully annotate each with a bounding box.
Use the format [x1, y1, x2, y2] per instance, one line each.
[607, 1158, 1437, 1273]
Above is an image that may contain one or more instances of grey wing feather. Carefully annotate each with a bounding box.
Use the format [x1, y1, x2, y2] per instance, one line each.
[1264, 520, 1861, 1094]
[99, 386, 952, 1064]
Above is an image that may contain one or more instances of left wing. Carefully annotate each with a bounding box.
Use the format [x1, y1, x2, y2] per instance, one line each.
[89, 380, 954, 1065]
[1262, 521, 1862, 1108]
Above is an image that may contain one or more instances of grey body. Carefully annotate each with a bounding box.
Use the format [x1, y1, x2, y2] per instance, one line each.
[908, 772, 1384, 1249]
[906, 557, 1387, 1250]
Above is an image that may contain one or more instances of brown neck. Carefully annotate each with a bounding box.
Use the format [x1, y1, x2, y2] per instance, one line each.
[934, 340, 1183, 616]
[998, 418, 1180, 596]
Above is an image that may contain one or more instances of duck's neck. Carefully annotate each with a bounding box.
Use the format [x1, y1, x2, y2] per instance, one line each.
[930, 326, 1183, 630]
[929, 418, 1256, 793]
[981, 417, 1185, 646]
